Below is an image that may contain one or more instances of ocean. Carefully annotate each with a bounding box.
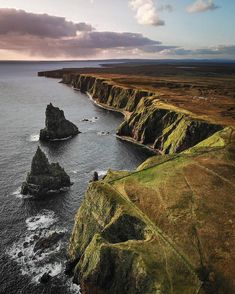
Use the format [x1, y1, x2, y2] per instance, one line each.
[0, 61, 151, 294]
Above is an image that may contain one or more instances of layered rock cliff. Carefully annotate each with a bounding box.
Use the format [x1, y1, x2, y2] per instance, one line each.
[21, 147, 71, 197]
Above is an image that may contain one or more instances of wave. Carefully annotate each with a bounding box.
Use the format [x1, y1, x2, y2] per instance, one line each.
[7, 210, 66, 284]
[12, 187, 33, 199]
[29, 134, 39, 142]
[96, 170, 107, 178]
[26, 210, 58, 231]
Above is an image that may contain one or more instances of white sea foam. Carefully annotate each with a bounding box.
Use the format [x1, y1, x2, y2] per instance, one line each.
[29, 134, 39, 142]
[7, 209, 66, 285]
[96, 170, 107, 178]
[67, 279, 81, 294]
[31, 262, 63, 283]
[26, 210, 58, 231]
[50, 136, 72, 141]
[12, 187, 33, 199]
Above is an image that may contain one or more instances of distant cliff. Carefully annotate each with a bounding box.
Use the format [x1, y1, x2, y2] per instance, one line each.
[60, 73, 222, 154]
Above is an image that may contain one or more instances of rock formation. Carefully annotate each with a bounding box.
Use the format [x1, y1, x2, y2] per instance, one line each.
[40, 103, 80, 141]
[21, 147, 71, 197]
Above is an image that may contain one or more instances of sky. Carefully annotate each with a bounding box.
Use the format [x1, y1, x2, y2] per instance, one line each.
[0, 0, 234, 60]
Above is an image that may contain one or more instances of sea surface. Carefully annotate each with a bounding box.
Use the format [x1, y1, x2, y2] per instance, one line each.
[0, 61, 152, 294]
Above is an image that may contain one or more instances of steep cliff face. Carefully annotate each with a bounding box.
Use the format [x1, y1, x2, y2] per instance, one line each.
[68, 74, 154, 113]
[62, 74, 222, 154]
[117, 97, 222, 154]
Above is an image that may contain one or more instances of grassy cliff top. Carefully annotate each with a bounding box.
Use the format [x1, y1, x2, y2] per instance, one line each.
[40, 62, 235, 127]
[102, 127, 235, 292]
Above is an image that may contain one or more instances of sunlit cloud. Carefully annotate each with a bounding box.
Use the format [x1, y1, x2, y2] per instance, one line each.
[187, 0, 219, 13]
[129, 0, 165, 26]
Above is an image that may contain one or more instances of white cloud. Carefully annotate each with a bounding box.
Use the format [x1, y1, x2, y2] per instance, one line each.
[129, 0, 165, 26]
[187, 0, 219, 13]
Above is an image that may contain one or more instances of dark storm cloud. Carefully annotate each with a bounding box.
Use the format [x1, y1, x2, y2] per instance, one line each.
[0, 8, 94, 38]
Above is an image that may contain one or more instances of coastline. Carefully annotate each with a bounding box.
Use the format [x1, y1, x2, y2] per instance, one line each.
[38, 69, 235, 294]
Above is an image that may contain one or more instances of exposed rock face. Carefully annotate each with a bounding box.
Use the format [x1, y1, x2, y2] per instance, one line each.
[21, 147, 71, 197]
[40, 103, 80, 141]
[117, 97, 222, 154]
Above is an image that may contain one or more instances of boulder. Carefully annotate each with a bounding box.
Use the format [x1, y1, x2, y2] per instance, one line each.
[21, 147, 71, 197]
[34, 231, 65, 252]
[40, 103, 80, 141]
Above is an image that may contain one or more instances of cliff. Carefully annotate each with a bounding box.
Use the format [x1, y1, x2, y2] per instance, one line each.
[21, 147, 71, 197]
[69, 127, 235, 293]
[40, 103, 80, 141]
[61, 74, 222, 154]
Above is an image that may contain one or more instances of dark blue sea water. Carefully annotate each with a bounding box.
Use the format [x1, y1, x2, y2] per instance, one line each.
[0, 61, 151, 294]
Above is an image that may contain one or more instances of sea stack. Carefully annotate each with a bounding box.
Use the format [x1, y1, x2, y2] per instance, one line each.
[21, 147, 71, 197]
[40, 103, 80, 141]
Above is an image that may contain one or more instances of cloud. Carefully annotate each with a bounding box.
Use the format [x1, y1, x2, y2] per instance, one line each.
[0, 8, 233, 59]
[0, 9, 168, 58]
[160, 45, 235, 56]
[0, 8, 94, 38]
[187, 0, 219, 13]
[129, 0, 165, 26]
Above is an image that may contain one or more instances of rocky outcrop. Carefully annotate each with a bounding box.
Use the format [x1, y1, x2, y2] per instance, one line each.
[34, 231, 65, 252]
[40, 103, 80, 141]
[21, 147, 71, 197]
